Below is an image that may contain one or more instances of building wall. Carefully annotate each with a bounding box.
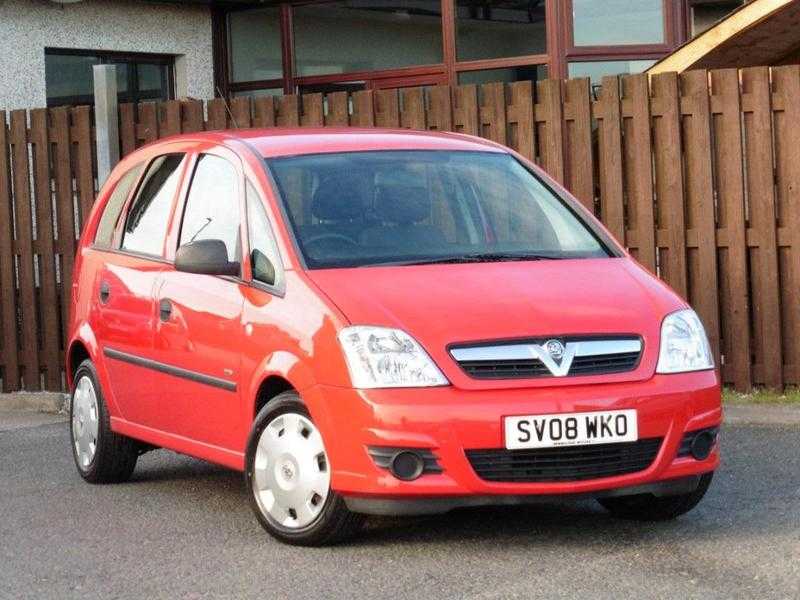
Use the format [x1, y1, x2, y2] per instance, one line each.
[0, 0, 214, 110]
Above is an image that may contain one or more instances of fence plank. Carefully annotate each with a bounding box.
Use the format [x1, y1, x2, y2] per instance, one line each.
[351, 91, 375, 127]
[477, 83, 506, 145]
[252, 97, 276, 128]
[276, 95, 300, 127]
[72, 106, 95, 232]
[0, 112, 19, 391]
[30, 109, 61, 389]
[680, 70, 721, 363]
[375, 90, 400, 128]
[119, 103, 137, 155]
[161, 100, 182, 137]
[206, 98, 228, 130]
[427, 86, 452, 132]
[9, 111, 40, 389]
[562, 78, 593, 210]
[326, 92, 349, 127]
[230, 97, 252, 128]
[50, 107, 76, 347]
[301, 94, 324, 127]
[452, 85, 479, 136]
[505, 81, 534, 162]
[651, 72, 688, 298]
[709, 69, 751, 389]
[741, 67, 783, 388]
[400, 88, 426, 130]
[595, 76, 625, 242]
[181, 100, 205, 133]
[535, 79, 565, 183]
[771, 65, 800, 385]
[137, 102, 159, 145]
[622, 74, 657, 272]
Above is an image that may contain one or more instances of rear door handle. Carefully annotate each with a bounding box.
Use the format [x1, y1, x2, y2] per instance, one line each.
[99, 281, 110, 304]
[159, 299, 172, 322]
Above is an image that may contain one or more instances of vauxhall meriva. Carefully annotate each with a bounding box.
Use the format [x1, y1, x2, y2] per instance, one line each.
[68, 129, 721, 546]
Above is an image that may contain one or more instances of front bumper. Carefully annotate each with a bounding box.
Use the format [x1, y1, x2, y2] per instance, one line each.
[304, 370, 721, 513]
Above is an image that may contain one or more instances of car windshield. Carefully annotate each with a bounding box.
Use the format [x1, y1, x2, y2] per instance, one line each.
[266, 150, 612, 269]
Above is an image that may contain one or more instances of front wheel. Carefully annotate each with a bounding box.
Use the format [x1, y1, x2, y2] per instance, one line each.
[598, 472, 714, 521]
[244, 392, 364, 546]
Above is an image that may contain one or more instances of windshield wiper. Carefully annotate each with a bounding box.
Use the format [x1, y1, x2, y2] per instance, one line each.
[396, 252, 567, 266]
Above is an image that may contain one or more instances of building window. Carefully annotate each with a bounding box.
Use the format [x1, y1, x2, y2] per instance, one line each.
[458, 64, 547, 86]
[568, 59, 656, 89]
[44, 49, 174, 108]
[689, 0, 744, 37]
[292, 1, 443, 77]
[455, 0, 547, 62]
[571, 0, 665, 47]
[228, 8, 283, 83]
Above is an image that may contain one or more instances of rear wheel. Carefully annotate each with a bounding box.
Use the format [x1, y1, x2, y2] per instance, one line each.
[245, 392, 364, 546]
[70, 359, 138, 483]
[598, 472, 714, 521]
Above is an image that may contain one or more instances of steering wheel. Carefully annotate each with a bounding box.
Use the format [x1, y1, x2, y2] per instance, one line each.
[303, 232, 359, 250]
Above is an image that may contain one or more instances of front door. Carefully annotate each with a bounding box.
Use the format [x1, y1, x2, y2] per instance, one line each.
[151, 151, 245, 452]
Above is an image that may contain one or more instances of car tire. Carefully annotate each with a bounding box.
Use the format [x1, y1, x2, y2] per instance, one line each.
[598, 472, 714, 521]
[245, 391, 364, 546]
[70, 359, 139, 484]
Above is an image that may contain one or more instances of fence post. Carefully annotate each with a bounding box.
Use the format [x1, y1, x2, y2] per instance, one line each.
[93, 64, 119, 185]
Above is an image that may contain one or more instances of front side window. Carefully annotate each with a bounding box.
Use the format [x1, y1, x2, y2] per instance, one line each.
[95, 163, 143, 248]
[121, 154, 186, 257]
[267, 151, 610, 269]
[179, 155, 241, 264]
[246, 181, 283, 287]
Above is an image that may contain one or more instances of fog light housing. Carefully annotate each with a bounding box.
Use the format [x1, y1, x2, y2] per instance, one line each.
[367, 446, 443, 481]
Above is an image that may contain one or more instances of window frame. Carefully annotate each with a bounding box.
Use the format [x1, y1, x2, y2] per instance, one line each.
[92, 162, 145, 249]
[44, 47, 176, 108]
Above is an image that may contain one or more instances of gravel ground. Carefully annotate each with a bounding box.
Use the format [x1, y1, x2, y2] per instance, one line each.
[1, 414, 798, 600]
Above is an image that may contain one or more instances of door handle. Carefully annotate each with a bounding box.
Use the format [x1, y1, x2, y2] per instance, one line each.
[99, 281, 110, 304]
[159, 299, 173, 322]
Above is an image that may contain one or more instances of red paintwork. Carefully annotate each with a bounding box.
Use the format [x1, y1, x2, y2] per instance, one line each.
[68, 128, 721, 498]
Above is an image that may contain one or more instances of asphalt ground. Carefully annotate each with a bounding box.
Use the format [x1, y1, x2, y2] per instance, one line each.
[1, 411, 798, 599]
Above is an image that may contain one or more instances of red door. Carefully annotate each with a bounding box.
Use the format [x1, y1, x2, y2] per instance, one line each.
[150, 149, 246, 453]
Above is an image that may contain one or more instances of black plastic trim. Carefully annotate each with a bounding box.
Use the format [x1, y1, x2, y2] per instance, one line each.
[343, 474, 706, 516]
[103, 347, 237, 392]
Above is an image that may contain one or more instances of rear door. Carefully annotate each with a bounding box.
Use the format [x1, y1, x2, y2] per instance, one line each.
[151, 149, 246, 451]
[93, 153, 188, 429]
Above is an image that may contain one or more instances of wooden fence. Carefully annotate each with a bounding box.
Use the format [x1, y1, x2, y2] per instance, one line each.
[1, 66, 799, 392]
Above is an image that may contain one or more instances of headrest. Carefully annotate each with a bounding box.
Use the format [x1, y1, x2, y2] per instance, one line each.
[374, 185, 430, 224]
[311, 172, 371, 222]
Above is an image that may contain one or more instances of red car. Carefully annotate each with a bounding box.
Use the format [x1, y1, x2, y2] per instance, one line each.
[68, 128, 721, 546]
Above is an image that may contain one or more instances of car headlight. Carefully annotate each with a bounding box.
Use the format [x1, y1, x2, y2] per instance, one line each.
[338, 326, 449, 389]
[656, 309, 714, 373]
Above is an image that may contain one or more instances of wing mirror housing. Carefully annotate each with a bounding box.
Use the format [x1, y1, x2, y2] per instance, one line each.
[175, 239, 240, 277]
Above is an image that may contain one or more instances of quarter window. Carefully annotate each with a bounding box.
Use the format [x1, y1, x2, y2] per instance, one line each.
[179, 155, 241, 264]
[95, 164, 143, 248]
[246, 180, 282, 287]
[121, 154, 186, 257]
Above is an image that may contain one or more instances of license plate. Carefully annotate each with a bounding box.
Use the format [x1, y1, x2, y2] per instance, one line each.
[504, 409, 638, 450]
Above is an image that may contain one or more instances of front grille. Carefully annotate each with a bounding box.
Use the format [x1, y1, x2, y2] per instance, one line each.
[450, 337, 642, 380]
[466, 438, 662, 483]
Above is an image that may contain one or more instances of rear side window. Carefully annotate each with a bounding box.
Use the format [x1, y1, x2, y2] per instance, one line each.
[121, 154, 186, 257]
[94, 164, 143, 248]
[178, 154, 241, 263]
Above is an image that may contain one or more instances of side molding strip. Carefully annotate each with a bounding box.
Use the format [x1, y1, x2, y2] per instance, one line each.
[103, 347, 237, 392]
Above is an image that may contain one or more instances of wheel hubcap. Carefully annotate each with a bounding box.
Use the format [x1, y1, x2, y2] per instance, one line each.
[252, 412, 331, 529]
[72, 376, 99, 470]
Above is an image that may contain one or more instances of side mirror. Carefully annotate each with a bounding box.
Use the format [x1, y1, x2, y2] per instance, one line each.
[251, 249, 276, 286]
[175, 239, 240, 277]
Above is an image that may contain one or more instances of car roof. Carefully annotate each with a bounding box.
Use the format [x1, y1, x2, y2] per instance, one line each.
[152, 128, 508, 158]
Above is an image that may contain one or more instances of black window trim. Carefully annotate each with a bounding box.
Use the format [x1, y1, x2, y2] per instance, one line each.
[244, 178, 287, 297]
[44, 47, 176, 108]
